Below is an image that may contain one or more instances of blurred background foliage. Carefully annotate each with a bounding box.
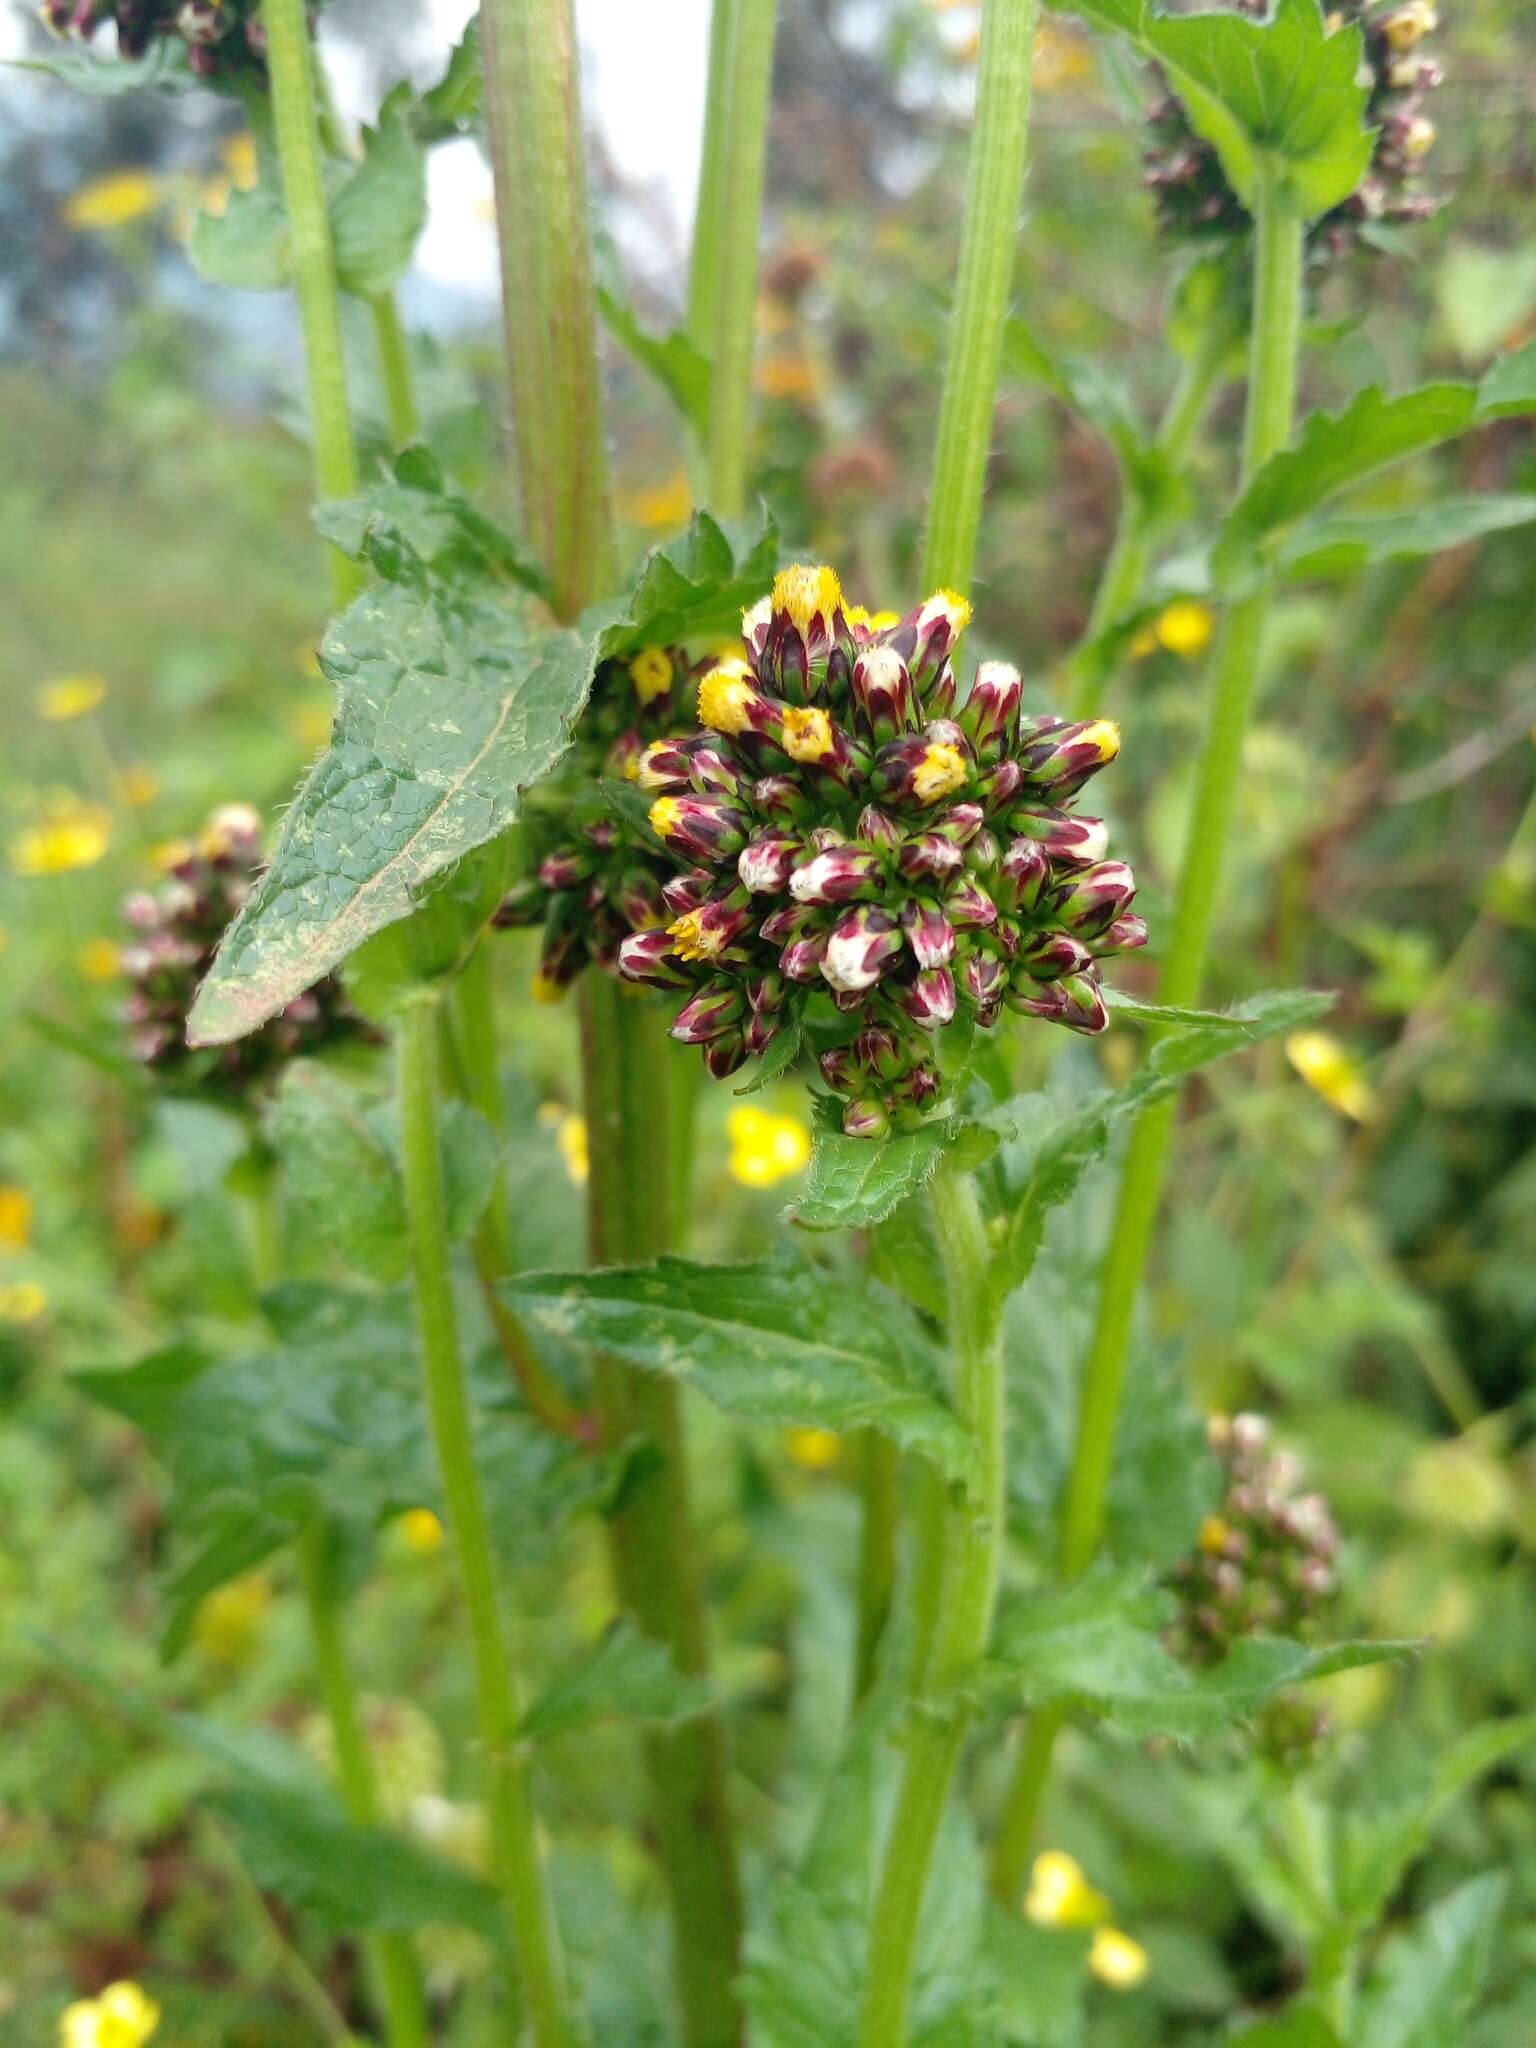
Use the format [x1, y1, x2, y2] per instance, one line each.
[1, 0, 1534, 2040]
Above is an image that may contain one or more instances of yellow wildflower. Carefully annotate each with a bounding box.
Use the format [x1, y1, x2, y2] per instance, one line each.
[222, 132, 259, 190]
[36, 673, 107, 722]
[1088, 1928, 1149, 1991]
[1198, 1514, 1230, 1553]
[538, 1104, 590, 1185]
[1032, 19, 1094, 89]
[630, 647, 675, 705]
[77, 939, 122, 984]
[118, 765, 160, 807]
[616, 471, 693, 532]
[1154, 601, 1216, 658]
[698, 658, 757, 736]
[193, 1571, 272, 1669]
[397, 1508, 446, 1556]
[59, 1981, 160, 2048]
[755, 354, 823, 404]
[10, 804, 112, 877]
[1285, 1031, 1375, 1122]
[845, 606, 900, 634]
[0, 1281, 47, 1325]
[1024, 1850, 1109, 1930]
[63, 170, 159, 231]
[772, 564, 843, 633]
[781, 705, 835, 763]
[913, 742, 968, 804]
[669, 911, 723, 965]
[0, 1187, 33, 1251]
[786, 1427, 841, 1473]
[918, 588, 973, 639]
[727, 1105, 812, 1189]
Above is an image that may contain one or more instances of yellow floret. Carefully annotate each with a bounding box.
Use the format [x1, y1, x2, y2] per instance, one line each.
[781, 705, 836, 762]
[629, 646, 675, 705]
[772, 564, 843, 633]
[727, 1105, 812, 1188]
[1153, 601, 1215, 658]
[1285, 1030, 1375, 1122]
[1198, 1515, 1230, 1554]
[649, 796, 683, 839]
[1079, 718, 1121, 764]
[785, 1426, 841, 1471]
[919, 587, 973, 636]
[1088, 1928, 1149, 1991]
[1024, 1850, 1110, 1931]
[36, 672, 106, 722]
[0, 1185, 33, 1251]
[698, 658, 757, 735]
[667, 910, 722, 964]
[912, 741, 968, 804]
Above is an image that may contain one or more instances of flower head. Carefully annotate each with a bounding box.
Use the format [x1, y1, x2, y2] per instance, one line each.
[36, 672, 107, 721]
[42, 0, 284, 82]
[1025, 1850, 1110, 1930]
[727, 1104, 812, 1187]
[619, 568, 1139, 1132]
[10, 801, 112, 876]
[1088, 1929, 1149, 1991]
[59, 1981, 159, 2048]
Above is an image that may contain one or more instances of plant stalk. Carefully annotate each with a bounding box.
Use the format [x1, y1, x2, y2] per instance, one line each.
[262, 0, 362, 607]
[704, 0, 779, 516]
[371, 292, 422, 447]
[989, 163, 1305, 1902]
[579, 975, 745, 2048]
[297, 1520, 429, 2048]
[480, 0, 614, 619]
[688, 0, 739, 352]
[854, 1431, 899, 1702]
[396, 992, 573, 2048]
[920, 0, 1039, 595]
[859, 1164, 1005, 2048]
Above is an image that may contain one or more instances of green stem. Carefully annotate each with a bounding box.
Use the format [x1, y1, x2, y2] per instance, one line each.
[263, 0, 362, 608]
[579, 977, 745, 2048]
[854, 1431, 899, 1703]
[859, 1165, 1004, 2048]
[704, 0, 779, 516]
[688, 0, 738, 351]
[297, 1521, 429, 2048]
[396, 993, 573, 2048]
[481, 0, 614, 618]
[987, 1699, 1067, 1906]
[1065, 329, 1227, 720]
[920, 0, 1039, 595]
[990, 164, 1305, 1902]
[370, 293, 422, 447]
[206, 1818, 362, 2047]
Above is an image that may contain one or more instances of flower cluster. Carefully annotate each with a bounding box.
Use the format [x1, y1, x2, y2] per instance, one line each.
[60, 1980, 159, 2048]
[40, 0, 309, 81]
[1167, 1414, 1339, 1661]
[496, 647, 701, 997]
[617, 566, 1142, 1136]
[1144, 1, 1443, 260]
[121, 804, 371, 1097]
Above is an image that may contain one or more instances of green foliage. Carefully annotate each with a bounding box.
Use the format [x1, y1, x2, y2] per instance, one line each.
[316, 445, 548, 595]
[795, 1110, 1007, 1233]
[1051, 0, 1373, 215]
[520, 1620, 713, 1742]
[1356, 1873, 1507, 2048]
[1279, 496, 1536, 581]
[598, 284, 713, 437]
[581, 507, 779, 659]
[501, 1250, 977, 1481]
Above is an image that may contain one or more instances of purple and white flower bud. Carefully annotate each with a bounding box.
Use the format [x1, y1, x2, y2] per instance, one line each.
[843, 1097, 891, 1139]
[1092, 913, 1146, 956]
[945, 879, 997, 930]
[780, 932, 830, 983]
[637, 739, 696, 791]
[613, 868, 666, 932]
[906, 589, 973, 694]
[932, 801, 985, 847]
[960, 660, 1023, 757]
[820, 906, 904, 993]
[870, 735, 971, 809]
[752, 774, 807, 821]
[1009, 805, 1109, 867]
[688, 745, 741, 798]
[963, 828, 1001, 873]
[648, 793, 749, 863]
[894, 1062, 943, 1109]
[977, 758, 1025, 808]
[856, 804, 903, 848]
[1019, 929, 1096, 981]
[900, 901, 956, 969]
[759, 901, 816, 945]
[743, 1012, 781, 1059]
[745, 971, 784, 1016]
[1051, 860, 1137, 939]
[737, 834, 800, 894]
[537, 849, 590, 892]
[819, 1045, 864, 1092]
[671, 979, 746, 1044]
[704, 1030, 749, 1078]
[618, 929, 691, 989]
[963, 952, 1009, 1009]
[790, 846, 886, 905]
[1019, 717, 1121, 798]
[850, 645, 919, 742]
[661, 868, 713, 917]
[853, 1024, 905, 1081]
[898, 967, 956, 1028]
[897, 832, 964, 882]
[1056, 971, 1109, 1035]
[993, 837, 1051, 916]
[668, 892, 754, 962]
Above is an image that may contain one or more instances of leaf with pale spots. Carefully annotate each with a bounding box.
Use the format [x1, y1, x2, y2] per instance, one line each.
[187, 574, 593, 1046]
[794, 1111, 1008, 1233]
[501, 1251, 976, 1482]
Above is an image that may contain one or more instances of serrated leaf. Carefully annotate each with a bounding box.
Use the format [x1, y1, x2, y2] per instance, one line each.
[581, 508, 777, 660]
[416, 17, 482, 139]
[501, 1251, 975, 1481]
[984, 1571, 1412, 1738]
[996, 989, 1332, 1294]
[11, 41, 189, 93]
[733, 1013, 806, 1095]
[1051, 0, 1372, 216]
[1357, 1873, 1507, 2048]
[316, 445, 547, 597]
[794, 1113, 1004, 1233]
[598, 285, 712, 436]
[520, 1619, 713, 1742]
[1280, 495, 1536, 580]
[187, 579, 592, 1046]
[329, 89, 427, 300]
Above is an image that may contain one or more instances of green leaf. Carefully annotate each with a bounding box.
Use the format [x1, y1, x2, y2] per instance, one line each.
[983, 1570, 1412, 1738]
[1435, 242, 1536, 363]
[733, 1012, 806, 1096]
[316, 445, 547, 596]
[1357, 1873, 1507, 2048]
[416, 17, 482, 139]
[187, 578, 592, 1046]
[1051, 0, 1372, 216]
[10, 42, 189, 93]
[581, 509, 777, 660]
[1231, 2012, 1342, 2048]
[1476, 337, 1536, 419]
[501, 1251, 975, 1481]
[520, 1620, 713, 1742]
[1280, 495, 1536, 581]
[996, 989, 1332, 1294]
[329, 88, 428, 300]
[598, 284, 712, 436]
[189, 180, 292, 292]
[343, 834, 520, 1019]
[795, 1111, 1005, 1233]
[268, 1064, 499, 1283]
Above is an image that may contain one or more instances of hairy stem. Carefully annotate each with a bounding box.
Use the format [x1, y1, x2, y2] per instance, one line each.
[263, 0, 361, 607]
[580, 976, 745, 2048]
[481, 0, 613, 618]
[859, 1164, 1004, 2047]
[921, 0, 1039, 595]
[704, 0, 779, 516]
[688, 0, 739, 351]
[396, 993, 573, 2048]
[297, 1520, 429, 2048]
[990, 163, 1305, 1902]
